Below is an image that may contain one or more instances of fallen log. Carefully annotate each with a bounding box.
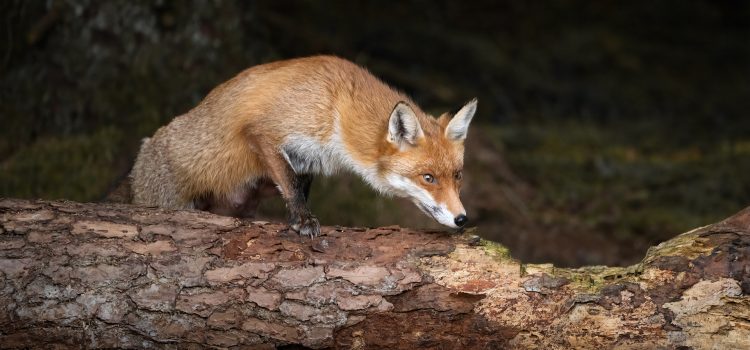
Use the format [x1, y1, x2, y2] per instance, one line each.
[0, 199, 748, 349]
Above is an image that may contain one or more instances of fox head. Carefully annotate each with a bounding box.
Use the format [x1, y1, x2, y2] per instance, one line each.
[380, 99, 477, 229]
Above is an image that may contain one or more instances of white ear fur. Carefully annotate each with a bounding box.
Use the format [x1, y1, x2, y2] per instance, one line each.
[388, 102, 424, 148]
[445, 98, 477, 141]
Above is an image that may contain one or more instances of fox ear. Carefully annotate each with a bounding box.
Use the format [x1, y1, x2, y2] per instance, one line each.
[388, 102, 424, 148]
[445, 98, 477, 141]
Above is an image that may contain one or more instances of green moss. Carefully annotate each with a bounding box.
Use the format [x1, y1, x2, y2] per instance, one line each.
[497, 121, 750, 244]
[640, 226, 714, 265]
[479, 235, 514, 261]
[567, 265, 641, 291]
[0, 127, 124, 201]
[523, 262, 641, 292]
[520, 221, 718, 292]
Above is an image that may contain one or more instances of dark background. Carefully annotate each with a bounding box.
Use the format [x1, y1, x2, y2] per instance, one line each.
[1, 0, 748, 267]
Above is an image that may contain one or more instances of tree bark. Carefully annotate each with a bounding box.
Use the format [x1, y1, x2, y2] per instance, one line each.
[0, 199, 748, 349]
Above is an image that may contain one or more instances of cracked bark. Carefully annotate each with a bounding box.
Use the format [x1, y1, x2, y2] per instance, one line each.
[0, 199, 748, 349]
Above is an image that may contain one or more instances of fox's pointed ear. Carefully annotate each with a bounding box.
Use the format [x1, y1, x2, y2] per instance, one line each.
[445, 98, 477, 141]
[388, 102, 424, 148]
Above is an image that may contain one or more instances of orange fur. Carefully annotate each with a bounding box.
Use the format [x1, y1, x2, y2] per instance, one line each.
[130, 55, 475, 229]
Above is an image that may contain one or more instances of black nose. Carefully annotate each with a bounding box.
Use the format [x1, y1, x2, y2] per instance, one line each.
[454, 214, 468, 227]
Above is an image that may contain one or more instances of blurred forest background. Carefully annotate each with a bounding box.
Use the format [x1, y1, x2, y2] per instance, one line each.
[1, 0, 748, 267]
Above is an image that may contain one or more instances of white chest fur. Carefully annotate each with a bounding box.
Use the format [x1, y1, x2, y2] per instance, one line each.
[281, 134, 348, 176]
[279, 118, 389, 195]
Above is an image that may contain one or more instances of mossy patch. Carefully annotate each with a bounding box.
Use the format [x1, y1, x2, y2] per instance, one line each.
[0, 127, 124, 202]
[640, 225, 714, 266]
[479, 236, 514, 262]
[523, 262, 641, 293]
[495, 121, 750, 245]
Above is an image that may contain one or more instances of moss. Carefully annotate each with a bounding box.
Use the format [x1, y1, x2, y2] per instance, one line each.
[497, 121, 750, 245]
[522, 262, 641, 292]
[640, 225, 714, 265]
[0, 127, 124, 202]
[567, 265, 641, 291]
[519, 222, 717, 292]
[478, 235, 514, 261]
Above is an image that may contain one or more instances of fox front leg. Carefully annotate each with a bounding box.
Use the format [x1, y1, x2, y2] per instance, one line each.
[288, 173, 319, 237]
[260, 149, 320, 238]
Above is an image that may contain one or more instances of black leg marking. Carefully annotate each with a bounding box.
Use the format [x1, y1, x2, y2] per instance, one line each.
[301, 175, 313, 201]
[288, 174, 319, 238]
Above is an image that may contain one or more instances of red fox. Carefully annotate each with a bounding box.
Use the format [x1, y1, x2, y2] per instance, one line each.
[130, 56, 477, 237]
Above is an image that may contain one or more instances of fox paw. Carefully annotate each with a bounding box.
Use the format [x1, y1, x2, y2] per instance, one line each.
[290, 214, 320, 238]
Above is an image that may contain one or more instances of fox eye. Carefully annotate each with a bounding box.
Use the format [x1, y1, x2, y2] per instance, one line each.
[454, 171, 463, 180]
[422, 174, 436, 184]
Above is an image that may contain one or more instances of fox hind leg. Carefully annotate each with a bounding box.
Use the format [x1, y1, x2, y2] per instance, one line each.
[131, 136, 191, 210]
[200, 179, 271, 218]
[235, 178, 281, 218]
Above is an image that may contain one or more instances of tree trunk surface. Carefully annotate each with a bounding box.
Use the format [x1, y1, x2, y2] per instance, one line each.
[0, 199, 748, 349]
